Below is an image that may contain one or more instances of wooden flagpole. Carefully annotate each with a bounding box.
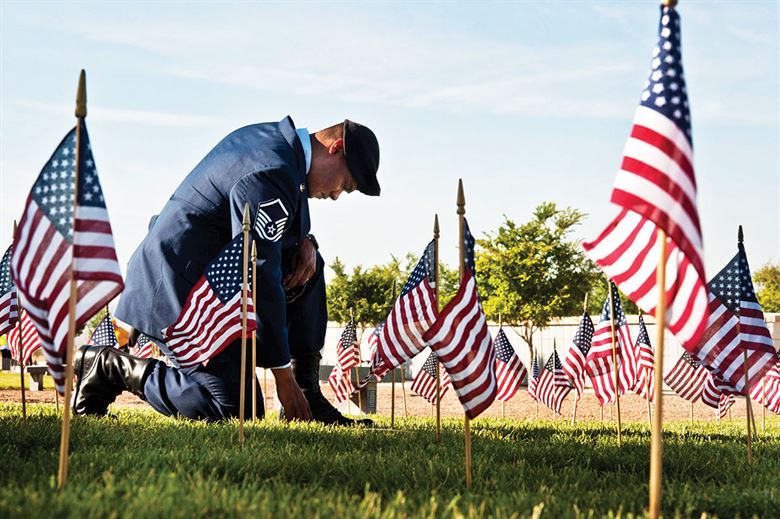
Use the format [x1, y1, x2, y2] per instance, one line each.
[457, 179, 472, 489]
[744, 349, 753, 463]
[401, 362, 408, 417]
[762, 379, 766, 433]
[57, 69, 87, 488]
[648, 229, 668, 518]
[238, 203, 251, 446]
[607, 279, 622, 447]
[433, 214, 442, 441]
[12, 221, 27, 421]
[251, 241, 258, 422]
[690, 401, 694, 424]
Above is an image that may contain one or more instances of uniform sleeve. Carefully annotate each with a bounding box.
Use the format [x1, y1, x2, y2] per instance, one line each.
[229, 169, 296, 368]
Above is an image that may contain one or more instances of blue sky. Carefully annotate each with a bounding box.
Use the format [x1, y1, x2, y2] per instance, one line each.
[1, 1, 778, 281]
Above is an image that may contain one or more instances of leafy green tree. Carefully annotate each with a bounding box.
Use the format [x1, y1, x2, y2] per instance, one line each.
[475, 202, 601, 354]
[586, 279, 639, 316]
[326, 258, 398, 336]
[755, 263, 780, 313]
[84, 307, 109, 337]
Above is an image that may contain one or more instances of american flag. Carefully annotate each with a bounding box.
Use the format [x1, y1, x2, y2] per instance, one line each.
[700, 373, 737, 419]
[87, 314, 118, 347]
[582, 6, 709, 360]
[494, 328, 527, 402]
[634, 314, 656, 401]
[586, 283, 635, 405]
[8, 310, 41, 366]
[11, 125, 124, 393]
[130, 334, 154, 359]
[366, 321, 389, 379]
[528, 351, 541, 401]
[422, 220, 496, 419]
[0, 245, 18, 337]
[751, 357, 780, 414]
[695, 234, 775, 393]
[411, 350, 451, 404]
[328, 319, 359, 403]
[535, 349, 570, 414]
[664, 352, 709, 402]
[562, 311, 594, 397]
[162, 233, 256, 368]
[374, 241, 437, 373]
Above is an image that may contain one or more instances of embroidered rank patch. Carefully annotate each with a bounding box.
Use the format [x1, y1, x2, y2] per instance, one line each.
[254, 199, 289, 242]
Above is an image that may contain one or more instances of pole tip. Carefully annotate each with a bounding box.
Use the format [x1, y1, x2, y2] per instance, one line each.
[75, 69, 87, 118]
[661, 0, 678, 7]
[251, 239, 257, 258]
[738, 225, 744, 244]
[583, 292, 589, 311]
[13, 220, 17, 236]
[457, 179, 465, 206]
[242, 203, 251, 226]
[433, 214, 440, 236]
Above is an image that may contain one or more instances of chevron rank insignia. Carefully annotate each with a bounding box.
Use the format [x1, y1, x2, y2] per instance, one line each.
[254, 199, 289, 242]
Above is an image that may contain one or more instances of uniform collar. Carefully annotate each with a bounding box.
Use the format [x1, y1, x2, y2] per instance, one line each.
[295, 128, 312, 175]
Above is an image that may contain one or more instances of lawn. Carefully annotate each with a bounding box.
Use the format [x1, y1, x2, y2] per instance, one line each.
[0, 372, 55, 390]
[0, 404, 777, 518]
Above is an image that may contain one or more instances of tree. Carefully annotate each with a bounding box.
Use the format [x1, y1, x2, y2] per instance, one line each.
[326, 258, 398, 337]
[755, 263, 780, 313]
[475, 202, 601, 354]
[586, 279, 639, 317]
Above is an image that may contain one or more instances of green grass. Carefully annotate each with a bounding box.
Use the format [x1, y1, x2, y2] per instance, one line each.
[1, 404, 778, 518]
[0, 372, 55, 389]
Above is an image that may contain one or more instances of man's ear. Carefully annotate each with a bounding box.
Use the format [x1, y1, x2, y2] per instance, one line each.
[328, 138, 345, 156]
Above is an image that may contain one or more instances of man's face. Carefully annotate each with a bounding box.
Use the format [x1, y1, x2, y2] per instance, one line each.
[307, 138, 358, 201]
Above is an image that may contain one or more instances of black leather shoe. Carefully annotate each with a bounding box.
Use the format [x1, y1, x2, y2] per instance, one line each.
[284, 352, 373, 426]
[72, 345, 158, 416]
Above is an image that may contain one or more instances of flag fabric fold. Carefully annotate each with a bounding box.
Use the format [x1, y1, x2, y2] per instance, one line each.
[494, 328, 527, 402]
[0, 246, 18, 337]
[528, 351, 541, 402]
[582, 5, 709, 362]
[130, 334, 154, 359]
[373, 241, 437, 375]
[162, 233, 256, 368]
[695, 238, 775, 393]
[562, 311, 594, 398]
[422, 220, 496, 419]
[8, 311, 41, 366]
[634, 314, 656, 401]
[664, 351, 709, 402]
[11, 124, 124, 393]
[535, 349, 570, 414]
[328, 319, 359, 403]
[410, 350, 450, 404]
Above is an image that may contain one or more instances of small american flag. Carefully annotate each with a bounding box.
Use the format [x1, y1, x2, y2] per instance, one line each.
[411, 350, 450, 404]
[8, 310, 41, 366]
[162, 233, 256, 368]
[700, 373, 737, 418]
[328, 319, 359, 403]
[423, 220, 496, 419]
[528, 351, 541, 401]
[11, 124, 124, 393]
[0, 246, 18, 337]
[582, 5, 709, 361]
[130, 334, 154, 359]
[374, 241, 437, 373]
[562, 311, 594, 397]
[535, 349, 570, 414]
[664, 352, 709, 402]
[87, 315, 118, 347]
[494, 328, 527, 402]
[634, 315, 656, 401]
[695, 234, 775, 393]
[751, 356, 780, 414]
[586, 283, 635, 405]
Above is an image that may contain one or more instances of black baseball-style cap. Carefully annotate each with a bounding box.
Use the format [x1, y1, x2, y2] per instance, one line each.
[343, 119, 380, 196]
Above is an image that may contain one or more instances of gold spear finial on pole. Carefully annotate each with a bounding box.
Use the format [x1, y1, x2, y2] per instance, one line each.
[75, 70, 87, 118]
[661, 0, 678, 7]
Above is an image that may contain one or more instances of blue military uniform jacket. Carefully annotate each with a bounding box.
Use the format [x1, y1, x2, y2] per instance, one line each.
[116, 116, 309, 368]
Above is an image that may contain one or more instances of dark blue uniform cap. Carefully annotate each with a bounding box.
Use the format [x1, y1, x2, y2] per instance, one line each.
[343, 119, 380, 196]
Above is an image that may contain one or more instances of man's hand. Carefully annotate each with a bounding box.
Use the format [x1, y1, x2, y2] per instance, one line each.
[272, 367, 313, 421]
[283, 237, 317, 289]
